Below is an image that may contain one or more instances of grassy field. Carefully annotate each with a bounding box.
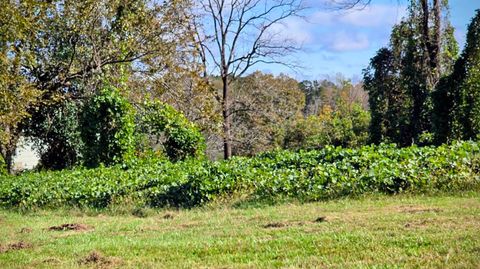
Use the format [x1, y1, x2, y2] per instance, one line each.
[1, 193, 479, 268]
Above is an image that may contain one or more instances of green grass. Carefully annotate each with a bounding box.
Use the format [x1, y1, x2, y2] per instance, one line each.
[1, 193, 479, 268]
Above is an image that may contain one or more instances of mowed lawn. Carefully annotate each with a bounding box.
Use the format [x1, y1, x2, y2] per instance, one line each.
[1, 193, 479, 268]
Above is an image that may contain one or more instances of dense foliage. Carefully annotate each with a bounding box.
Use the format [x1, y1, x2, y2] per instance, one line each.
[25, 100, 84, 170]
[81, 87, 136, 167]
[1, 1, 479, 215]
[433, 10, 480, 143]
[286, 82, 370, 150]
[1, 141, 478, 209]
[139, 101, 206, 161]
[0, 155, 6, 175]
[0, 0, 196, 173]
[364, 1, 459, 146]
[0, 1, 41, 173]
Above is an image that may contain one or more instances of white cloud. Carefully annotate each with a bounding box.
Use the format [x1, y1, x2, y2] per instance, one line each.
[268, 17, 313, 44]
[338, 4, 406, 27]
[328, 32, 370, 51]
[262, 3, 407, 53]
[310, 11, 335, 25]
[310, 4, 406, 28]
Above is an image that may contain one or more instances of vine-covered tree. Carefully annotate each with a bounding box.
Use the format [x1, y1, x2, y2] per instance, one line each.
[364, 0, 458, 146]
[364, 48, 400, 144]
[433, 9, 480, 142]
[81, 86, 136, 168]
[459, 10, 480, 139]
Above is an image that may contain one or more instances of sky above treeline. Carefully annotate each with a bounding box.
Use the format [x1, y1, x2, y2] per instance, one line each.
[258, 0, 480, 82]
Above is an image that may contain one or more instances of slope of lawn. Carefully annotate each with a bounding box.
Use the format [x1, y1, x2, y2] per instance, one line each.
[1, 193, 479, 268]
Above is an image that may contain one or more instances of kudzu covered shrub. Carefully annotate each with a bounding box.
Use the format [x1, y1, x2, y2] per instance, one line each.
[138, 101, 206, 162]
[0, 141, 479, 209]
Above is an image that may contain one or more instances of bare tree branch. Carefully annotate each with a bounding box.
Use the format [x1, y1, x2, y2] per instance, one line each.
[193, 0, 306, 159]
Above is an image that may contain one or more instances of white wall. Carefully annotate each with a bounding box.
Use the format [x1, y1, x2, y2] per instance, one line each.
[13, 137, 40, 171]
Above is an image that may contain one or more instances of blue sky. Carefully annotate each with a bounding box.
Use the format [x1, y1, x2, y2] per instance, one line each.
[259, 0, 480, 82]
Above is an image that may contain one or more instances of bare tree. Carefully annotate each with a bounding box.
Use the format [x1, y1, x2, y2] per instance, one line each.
[194, 0, 306, 159]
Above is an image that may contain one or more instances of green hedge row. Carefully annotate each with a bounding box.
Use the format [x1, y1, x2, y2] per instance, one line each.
[1, 141, 479, 209]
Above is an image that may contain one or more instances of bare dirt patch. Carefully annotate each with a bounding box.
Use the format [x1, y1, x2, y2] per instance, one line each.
[263, 216, 329, 229]
[42, 257, 61, 264]
[263, 220, 310, 229]
[404, 219, 430, 228]
[48, 223, 91, 231]
[0, 241, 32, 253]
[78, 251, 110, 265]
[179, 221, 201, 229]
[263, 222, 289, 228]
[78, 251, 122, 267]
[314, 216, 327, 223]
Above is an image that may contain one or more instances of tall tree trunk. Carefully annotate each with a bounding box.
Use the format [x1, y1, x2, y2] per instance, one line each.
[1, 125, 19, 174]
[222, 75, 232, 159]
[421, 0, 441, 85]
[431, 0, 441, 78]
[416, 0, 443, 141]
[1, 143, 16, 175]
[4, 149, 14, 174]
[421, 0, 431, 75]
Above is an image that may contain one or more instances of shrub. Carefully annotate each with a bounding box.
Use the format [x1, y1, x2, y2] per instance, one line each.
[81, 86, 136, 167]
[139, 101, 206, 161]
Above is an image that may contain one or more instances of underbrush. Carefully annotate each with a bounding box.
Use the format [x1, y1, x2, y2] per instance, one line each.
[1, 141, 479, 209]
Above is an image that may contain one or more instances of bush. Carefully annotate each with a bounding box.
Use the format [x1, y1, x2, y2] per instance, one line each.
[81, 86, 136, 167]
[139, 101, 206, 161]
[0, 141, 479, 209]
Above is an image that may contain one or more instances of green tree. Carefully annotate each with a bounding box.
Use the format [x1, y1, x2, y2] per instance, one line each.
[1, 0, 197, 170]
[435, 10, 480, 142]
[364, 0, 458, 145]
[0, 1, 42, 173]
[300, 80, 331, 116]
[25, 100, 83, 170]
[460, 11, 480, 138]
[364, 47, 411, 145]
[285, 83, 370, 150]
